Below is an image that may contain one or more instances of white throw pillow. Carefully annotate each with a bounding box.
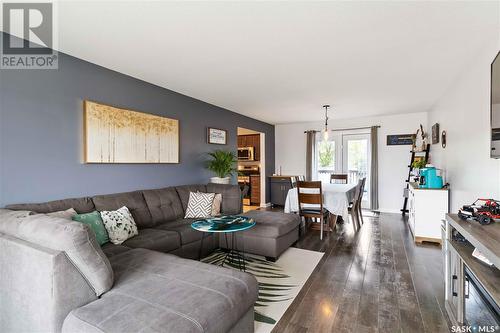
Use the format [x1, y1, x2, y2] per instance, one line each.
[211, 193, 222, 216]
[185, 192, 216, 218]
[100, 206, 138, 245]
[46, 208, 77, 220]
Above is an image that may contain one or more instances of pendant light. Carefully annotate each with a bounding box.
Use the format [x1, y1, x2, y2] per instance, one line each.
[322, 105, 330, 141]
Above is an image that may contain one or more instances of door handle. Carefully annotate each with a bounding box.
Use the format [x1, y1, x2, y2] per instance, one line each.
[452, 275, 458, 297]
[464, 276, 469, 299]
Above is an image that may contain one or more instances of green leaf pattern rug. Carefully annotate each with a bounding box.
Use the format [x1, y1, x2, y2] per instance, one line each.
[203, 247, 323, 333]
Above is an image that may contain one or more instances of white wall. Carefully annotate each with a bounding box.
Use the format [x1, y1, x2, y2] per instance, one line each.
[428, 42, 500, 212]
[275, 112, 428, 212]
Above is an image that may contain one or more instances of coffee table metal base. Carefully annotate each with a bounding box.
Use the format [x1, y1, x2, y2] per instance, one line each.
[199, 232, 247, 272]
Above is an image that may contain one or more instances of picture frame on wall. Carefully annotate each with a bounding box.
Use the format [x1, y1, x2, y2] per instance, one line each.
[432, 123, 440, 144]
[84, 100, 179, 163]
[207, 127, 227, 145]
[386, 134, 415, 146]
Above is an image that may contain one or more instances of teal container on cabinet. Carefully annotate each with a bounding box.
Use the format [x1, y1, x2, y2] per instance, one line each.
[419, 167, 443, 189]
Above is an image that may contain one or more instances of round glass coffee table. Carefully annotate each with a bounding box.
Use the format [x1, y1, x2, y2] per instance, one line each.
[191, 215, 255, 271]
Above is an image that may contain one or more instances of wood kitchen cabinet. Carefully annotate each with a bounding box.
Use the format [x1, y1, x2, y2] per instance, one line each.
[237, 134, 260, 161]
[250, 175, 260, 205]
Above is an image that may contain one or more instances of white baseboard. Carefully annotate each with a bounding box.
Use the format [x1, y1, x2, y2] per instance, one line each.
[260, 202, 272, 208]
[377, 208, 403, 214]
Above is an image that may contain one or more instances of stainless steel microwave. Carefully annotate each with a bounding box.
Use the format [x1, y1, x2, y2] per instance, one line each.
[238, 147, 254, 161]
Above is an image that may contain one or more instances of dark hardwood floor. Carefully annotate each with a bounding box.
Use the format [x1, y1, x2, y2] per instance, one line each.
[267, 210, 450, 333]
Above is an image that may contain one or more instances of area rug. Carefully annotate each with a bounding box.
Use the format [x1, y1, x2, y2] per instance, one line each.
[202, 247, 324, 333]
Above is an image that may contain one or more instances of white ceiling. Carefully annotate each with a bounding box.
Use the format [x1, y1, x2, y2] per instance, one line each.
[8, 1, 500, 124]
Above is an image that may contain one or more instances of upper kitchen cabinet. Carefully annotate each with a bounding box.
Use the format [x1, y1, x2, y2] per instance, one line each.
[237, 134, 260, 161]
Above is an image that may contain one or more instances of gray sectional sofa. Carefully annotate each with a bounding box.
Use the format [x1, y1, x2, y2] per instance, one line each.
[0, 183, 300, 333]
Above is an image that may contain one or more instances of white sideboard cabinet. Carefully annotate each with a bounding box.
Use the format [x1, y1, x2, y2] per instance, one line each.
[408, 182, 449, 244]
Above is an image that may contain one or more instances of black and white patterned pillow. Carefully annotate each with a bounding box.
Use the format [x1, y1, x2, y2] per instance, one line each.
[100, 206, 138, 245]
[185, 192, 216, 218]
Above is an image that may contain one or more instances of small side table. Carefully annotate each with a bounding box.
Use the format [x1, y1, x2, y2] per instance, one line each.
[191, 215, 255, 271]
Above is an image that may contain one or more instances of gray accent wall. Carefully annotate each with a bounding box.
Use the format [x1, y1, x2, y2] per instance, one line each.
[0, 38, 274, 207]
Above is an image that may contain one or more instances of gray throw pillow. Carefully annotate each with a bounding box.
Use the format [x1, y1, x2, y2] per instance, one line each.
[211, 193, 222, 216]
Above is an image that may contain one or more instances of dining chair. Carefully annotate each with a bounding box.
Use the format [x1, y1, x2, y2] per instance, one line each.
[348, 177, 366, 230]
[296, 181, 329, 240]
[330, 174, 348, 184]
[348, 179, 362, 230]
[357, 177, 366, 225]
[291, 175, 306, 188]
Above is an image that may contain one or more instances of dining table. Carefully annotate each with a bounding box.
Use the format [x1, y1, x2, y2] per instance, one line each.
[283, 183, 358, 221]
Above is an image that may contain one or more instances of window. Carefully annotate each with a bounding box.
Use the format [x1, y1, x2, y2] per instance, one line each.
[317, 139, 336, 183]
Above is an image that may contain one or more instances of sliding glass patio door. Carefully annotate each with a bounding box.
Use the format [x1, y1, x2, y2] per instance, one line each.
[342, 134, 370, 207]
[316, 135, 341, 183]
[316, 131, 371, 207]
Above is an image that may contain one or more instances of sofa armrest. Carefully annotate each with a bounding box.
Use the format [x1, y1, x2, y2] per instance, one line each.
[0, 233, 97, 333]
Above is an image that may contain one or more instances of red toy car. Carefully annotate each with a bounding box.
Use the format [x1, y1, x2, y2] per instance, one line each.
[458, 199, 500, 225]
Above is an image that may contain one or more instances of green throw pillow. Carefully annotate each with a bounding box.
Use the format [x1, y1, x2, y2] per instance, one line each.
[72, 211, 109, 246]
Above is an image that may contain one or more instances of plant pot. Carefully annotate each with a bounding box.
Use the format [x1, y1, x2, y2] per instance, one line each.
[210, 177, 231, 184]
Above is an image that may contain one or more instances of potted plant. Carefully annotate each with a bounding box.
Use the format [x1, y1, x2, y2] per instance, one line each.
[206, 150, 237, 184]
[412, 159, 427, 170]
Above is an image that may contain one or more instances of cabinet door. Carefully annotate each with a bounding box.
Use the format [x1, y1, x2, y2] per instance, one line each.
[237, 136, 243, 148]
[445, 243, 463, 324]
[282, 182, 292, 206]
[270, 181, 281, 205]
[408, 190, 415, 236]
[252, 135, 260, 161]
[250, 176, 260, 205]
[269, 180, 284, 206]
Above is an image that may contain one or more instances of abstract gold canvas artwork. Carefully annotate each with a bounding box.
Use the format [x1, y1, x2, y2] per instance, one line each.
[84, 101, 179, 163]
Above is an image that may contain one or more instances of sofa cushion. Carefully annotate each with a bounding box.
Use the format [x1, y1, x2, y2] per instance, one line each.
[101, 243, 131, 258]
[92, 191, 153, 229]
[122, 228, 181, 253]
[240, 210, 300, 238]
[142, 187, 184, 224]
[0, 210, 113, 296]
[175, 184, 207, 211]
[155, 218, 204, 245]
[207, 183, 242, 214]
[5, 197, 95, 214]
[62, 249, 258, 333]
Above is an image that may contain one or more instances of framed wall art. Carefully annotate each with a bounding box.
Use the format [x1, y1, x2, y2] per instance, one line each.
[432, 123, 440, 144]
[84, 100, 179, 163]
[207, 127, 227, 145]
[386, 134, 415, 146]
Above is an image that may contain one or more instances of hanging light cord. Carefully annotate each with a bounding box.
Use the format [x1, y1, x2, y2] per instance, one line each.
[323, 105, 330, 132]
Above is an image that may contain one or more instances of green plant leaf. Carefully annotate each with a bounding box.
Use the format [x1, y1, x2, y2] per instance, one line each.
[254, 310, 276, 324]
[205, 150, 237, 178]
